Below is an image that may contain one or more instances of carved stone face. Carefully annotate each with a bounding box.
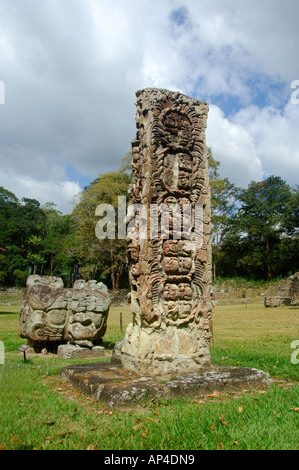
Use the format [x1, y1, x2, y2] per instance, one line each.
[19, 276, 111, 351]
[66, 285, 111, 347]
[163, 111, 192, 147]
[19, 277, 67, 345]
[128, 244, 139, 264]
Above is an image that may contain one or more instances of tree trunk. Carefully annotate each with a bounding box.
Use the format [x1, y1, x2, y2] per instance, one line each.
[115, 272, 121, 289]
[266, 238, 273, 280]
[111, 270, 116, 290]
[50, 252, 53, 275]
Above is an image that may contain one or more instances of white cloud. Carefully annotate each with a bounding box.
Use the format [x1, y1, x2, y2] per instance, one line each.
[0, 167, 81, 214]
[0, 0, 298, 213]
[207, 97, 299, 189]
[232, 101, 299, 186]
[206, 105, 263, 187]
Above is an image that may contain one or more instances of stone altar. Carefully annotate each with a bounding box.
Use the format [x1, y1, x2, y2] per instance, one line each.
[117, 88, 212, 376]
[19, 275, 111, 352]
[60, 362, 271, 408]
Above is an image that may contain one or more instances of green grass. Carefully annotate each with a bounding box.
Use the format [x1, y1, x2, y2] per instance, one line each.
[0, 303, 298, 450]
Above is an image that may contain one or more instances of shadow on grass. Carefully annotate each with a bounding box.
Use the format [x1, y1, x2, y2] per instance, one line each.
[0, 311, 19, 316]
[101, 339, 118, 351]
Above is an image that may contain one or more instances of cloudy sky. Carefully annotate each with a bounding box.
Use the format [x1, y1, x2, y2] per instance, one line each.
[0, 0, 298, 213]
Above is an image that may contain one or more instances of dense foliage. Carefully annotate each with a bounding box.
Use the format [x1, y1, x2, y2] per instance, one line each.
[0, 154, 298, 287]
[208, 155, 299, 280]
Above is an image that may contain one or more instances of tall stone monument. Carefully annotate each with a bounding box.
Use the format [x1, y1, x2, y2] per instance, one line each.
[60, 88, 272, 407]
[118, 88, 212, 376]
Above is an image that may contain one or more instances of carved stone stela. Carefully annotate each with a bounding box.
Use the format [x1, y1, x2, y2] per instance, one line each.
[119, 88, 212, 376]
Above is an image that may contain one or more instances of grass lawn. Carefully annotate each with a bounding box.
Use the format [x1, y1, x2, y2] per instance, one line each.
[0, 301, 298, 450]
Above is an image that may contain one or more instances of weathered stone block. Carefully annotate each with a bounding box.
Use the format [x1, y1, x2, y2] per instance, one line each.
[19, 275, 111, 351]
[264, 296, 281, 308]
[60, 362, 272, 408]
[264, 273, 299, 307]
[57, 344, 105, 359]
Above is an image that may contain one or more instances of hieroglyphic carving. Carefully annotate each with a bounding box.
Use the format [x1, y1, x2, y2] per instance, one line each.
[120, 88, 212, 376]
[128, 89, 211, 327]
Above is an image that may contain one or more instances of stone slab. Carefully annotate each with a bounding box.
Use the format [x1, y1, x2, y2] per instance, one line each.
[59, 362, 271, 408]
[57, 344, 105, 359]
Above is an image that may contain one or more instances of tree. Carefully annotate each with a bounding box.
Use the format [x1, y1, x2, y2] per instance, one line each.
[282, 185, 299, 237]
[0, 186, 19, 208]
[208, 151, 240, 279]
[41, 204, 73, 279]
[0, 189, 75, 285]
[7, 197, 46, 247]
[71, 161, 133, 289]
[221, 175, 296, 280]
[0, 187, 19, 247]
[0, 190, 48, 284]
[27, 235, 46, 275]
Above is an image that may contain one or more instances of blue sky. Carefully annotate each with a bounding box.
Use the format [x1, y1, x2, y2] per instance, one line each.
[0, 0, 298, 213]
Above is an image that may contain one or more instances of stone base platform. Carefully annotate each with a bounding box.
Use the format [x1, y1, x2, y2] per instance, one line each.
[57, 344, 105, 359]
[59, 362, 271, 408]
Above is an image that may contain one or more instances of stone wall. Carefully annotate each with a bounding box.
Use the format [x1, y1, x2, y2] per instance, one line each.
[264, 272, 299, 307]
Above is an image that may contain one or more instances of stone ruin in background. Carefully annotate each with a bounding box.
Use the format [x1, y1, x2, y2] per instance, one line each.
[115, 87, 213, 376]
[19, 275, 111, 356]
[264, 272, 299, 307]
